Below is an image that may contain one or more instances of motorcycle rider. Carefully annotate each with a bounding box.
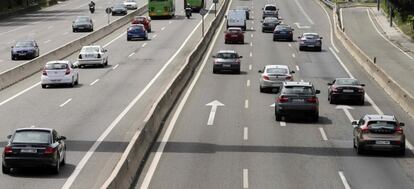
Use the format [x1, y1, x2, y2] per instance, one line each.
[89, 1, 95, 13]
[185, 3, 192, 18]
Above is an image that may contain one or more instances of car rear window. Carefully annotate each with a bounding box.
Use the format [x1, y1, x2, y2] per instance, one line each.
[76, 17, 89, 22]
[265, 6, 277, 11]
[367, 121, 397, 130]
[12, 130, 51, 144]
[282, 86, 314, 95]
[217, 53, 238, 59]
[46, 63, 68, 70]
[129, 26, 144, 31]
[81, 47, 100, 53]
[336, 79, 359, 85]
[267, 68, 287, 74]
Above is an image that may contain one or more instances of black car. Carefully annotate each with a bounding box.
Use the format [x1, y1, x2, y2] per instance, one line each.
[273, 24, 294, 41]
[72, 16, 94, 32]
[328, 78, 365, 105]
[112, 4, 128, 16]
[275, 81, 320, 122]
[11, 40, 39, 60]
[261, 17, 280, 33]
[2, 128, 66, 174]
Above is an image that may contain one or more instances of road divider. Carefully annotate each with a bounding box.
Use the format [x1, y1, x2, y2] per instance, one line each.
[101, 0, 230, 188]
[0, 5, 147, 91]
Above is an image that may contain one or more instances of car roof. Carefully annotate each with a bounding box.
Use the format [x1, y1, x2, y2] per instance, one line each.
[15, 128, 53, 132]
[364, 114, 396, 122]
[46, 60, 70, 64]
[217, 50, 237, 53]
[130, 24, 144, 27]
[303, 32, 319, 36]
[335, 78, 357, 81]
[283, 81, 313, 87]
[264, 4, 276, 7]
[82, 45, 101, 48]
[265, 65, 289, 69]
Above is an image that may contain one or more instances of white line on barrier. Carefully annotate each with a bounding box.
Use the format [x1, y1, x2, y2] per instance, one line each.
[112, 64, 119, 70]
[90, 79, 99, 86]
[243, 169, 249, 188]
[59, 98, 72, 107]
[338, 171, 351, 189]
[128, 52, 135, 57]
[139, 3, 226, 188]
[318, 0, 340, 53]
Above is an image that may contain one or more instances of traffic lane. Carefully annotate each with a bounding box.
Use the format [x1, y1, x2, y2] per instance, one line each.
[0, 0, 139, 72]
[342, 7, 414, 95]
[0, 7, 209, 189]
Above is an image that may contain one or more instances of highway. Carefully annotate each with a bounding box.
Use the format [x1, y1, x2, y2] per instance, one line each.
[0, 0, 144, 73]
[133, 0, 414, 189]
[0, 0, 221, 188]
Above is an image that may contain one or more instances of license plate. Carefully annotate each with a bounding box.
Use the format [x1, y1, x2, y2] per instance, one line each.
[223, 64, 231, 67]
[19, 53, 26, 56]
[21, 149, 36, 153]
[231, 35, 238, 37]
[280, 32, 286, 34]
[86, 54, 95, 58]
[292, 99, 304, 103]
[79, 27, 84, 29]
[51, 79, 61, 82]
[343, 89, 353, 93]
[376, 140, 390, 145]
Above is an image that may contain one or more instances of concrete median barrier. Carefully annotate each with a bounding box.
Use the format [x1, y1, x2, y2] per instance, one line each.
[327, 3, 414, 117]
[0, 5, 147, 90]
[101, 0, 230, 188]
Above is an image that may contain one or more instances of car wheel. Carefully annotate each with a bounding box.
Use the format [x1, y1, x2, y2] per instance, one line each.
[41, 84, 47, 89]
[275, 112, 282, 121]
[69, 79, 75, 88]
[127, 37, 131, 41]
[299, 46, 303, 51]
[289, 37, 293, 42]
[51, 159, 60, 174]
[312, 113, 319, 122]
[73, 28, 76, 32]
[398, 145, 406, 156]
[11, 56, 15, 60]
[236, 69, 241, 74]
[213, 68, 218, 74]
[329, 95, 336, 104]
[353, 138, 357, 148]
[2, 164, 10, 174]
[225, 40, 228, 44]
[356, 143, 364, 154]
[273, 37, 277, 41]
[318, 46, 322, 52]
[241, 40, 244, 44]
[105, 59, 108, 66]
[260, 86, 265, 93]
[359, 98, 364, 105]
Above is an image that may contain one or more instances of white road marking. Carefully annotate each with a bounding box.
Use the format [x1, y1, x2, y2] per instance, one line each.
[134, 3, 218, 188]
[294, 22, 311, 29]
[244, 127, 248, 140]
[142, 43, 147, 47]
[336, 105, 355, 121]
[296, 65, 300, 71]
[128, 52, 135, 57]
[406, 141, 414, 150]
[153, 34, 157, 38]
[319, 127, 328, 141]
[249, 52, 252, 57]
[30, 125, 35, 128]
[318, 0, 340, 52]
[161, 27, 166, 31]
[44, 40, 51, 44]
[250, 27, 253, 30]
[292, 53, 296, 58]
[169, 21, 172, 24]
[245, 99, 249, 109]
[250, 42, 253, 46]
[251, 34, 253, 38]
[59, 98, 72, 107]
[243, 169, 249, 188]
[0, 82, 40, 107]
[247, 80, 250, 87]
[294, 0, 314, 24]
[288, 43, 292, 47]
[90, 79, 99, 86]
[280, 121, 286, 127]
[112, 64, 119, 70]
[206, 100, 225, 126]
[367, 9, 413, 60]
[249, 64, 252, 70]
[252, 21, 254, 24]
[338, 171, 351, 189]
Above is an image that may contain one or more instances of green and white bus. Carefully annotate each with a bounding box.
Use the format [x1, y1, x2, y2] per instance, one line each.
[148, 0, 175, 18]
[184, 0, 205, 12]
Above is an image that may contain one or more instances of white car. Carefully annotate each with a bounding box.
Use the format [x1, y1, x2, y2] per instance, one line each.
[123, 0, 138, 9]
[77, 45, 108, 68]
[41, 60, 79, 88]
[258, 65, 295, 92]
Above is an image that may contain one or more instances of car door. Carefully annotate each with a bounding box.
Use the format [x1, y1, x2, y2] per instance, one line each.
[53, 130, 64, 162]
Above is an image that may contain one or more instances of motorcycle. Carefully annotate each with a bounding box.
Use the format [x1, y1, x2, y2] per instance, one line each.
[185, 6, 192, 19]
[89, 4, 95, 14]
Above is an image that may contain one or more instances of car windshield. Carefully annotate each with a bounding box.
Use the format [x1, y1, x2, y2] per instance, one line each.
[81, 47, 100, 53]
[283, 86, 314, 95]
[264, 18, 278, 23]
[336, 79, 359, 85]
[367, 121, 397, 130]
[267, 68, 288, 75]
[15, 41, 34, 47]
[129, 26, 144, 31]
[76, 17, 89, 22]
[12, 130, 50, 144]
[45, 63, 68, 70]
[217, 53, 238, 59]
[304, 34, 319, 39]
[265, 6, 277, 11]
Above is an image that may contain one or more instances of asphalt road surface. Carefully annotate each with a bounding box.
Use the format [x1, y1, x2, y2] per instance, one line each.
[134, 0, 414, 189]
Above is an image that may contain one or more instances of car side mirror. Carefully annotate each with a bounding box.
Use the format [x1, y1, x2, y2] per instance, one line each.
[327, 83, 332, 86]
[239, 56, 243, 58]
[360, 84, 365, 87]
[290, 71, 295, 74]
[59, 136, 67, 140]
[7, 135, 12, 139]
[291, 29, 294, 31]
[315, 90, 320, 94]
[320, 37, 323, 39]
[212, 55, 216, 58]
[298, 36, 301, 39]
[400, 122, 405, 126]
[258, 70, 263, 73]
[351, 120, 358, 126]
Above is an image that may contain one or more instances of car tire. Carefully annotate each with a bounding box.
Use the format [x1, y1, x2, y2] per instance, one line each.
[318, 46, 322, 52]
[41, 84, 47, 89]
[241, 40, 244, 44]
[289, 37, 293, 42]
[299, 46, 303, 51]
[236, 69, 241, 74]
[329, 95, 336, 104]
[75, 75, 79, 85]
[213, 69, 218, 74]
[353, 138, 357, 148]
[356, 143, 364, 154]
[73, 28, 76, 32]
[275, 112, 282, 121]
[2, 164, 10, 174]
[127, 37, 131, 41]
[273, 37, 277, 41]
[11, 56, 15, 60]
[359, 98, 364, 105]
[260, 86, 265, 93]
[69, 79, 75, 88]
[105, 59, 108, 66]
[312, 113, 319, 122]
[51, 159, 60, 174]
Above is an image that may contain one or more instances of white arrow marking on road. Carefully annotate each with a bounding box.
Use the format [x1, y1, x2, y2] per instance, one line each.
[335, 105, 355, 121]
[206, 100, 224, 126]
[294, 22, 311, 29]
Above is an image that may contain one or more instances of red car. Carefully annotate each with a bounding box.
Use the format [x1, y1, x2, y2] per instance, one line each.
[224, 27, 244, 44]
[131, 16, 152, 32]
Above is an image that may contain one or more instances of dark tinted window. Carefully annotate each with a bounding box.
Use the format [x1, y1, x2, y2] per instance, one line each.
[12, 130, 51, 144]
[15, 41, 34, 47]
[217, 53, 238, 59]
[265, 6, 277, 11]
[76, 17, 90, 22]
[267, 68, 288, 74]
[367, 121, 397, 129]
[283, 86, 314, 95]
[45, 63, 68, 70]
[336, 78, 359, 85]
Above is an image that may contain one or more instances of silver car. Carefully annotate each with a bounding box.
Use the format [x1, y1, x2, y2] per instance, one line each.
[212, 50, 242, 74]
[298, 33, 323, 51]
[41, 60, 79, 88]
[258, 65, 295, 92]
[77, 45, 108, 68]
[72, 16, 93, 32]
[262, 4, 278, 19]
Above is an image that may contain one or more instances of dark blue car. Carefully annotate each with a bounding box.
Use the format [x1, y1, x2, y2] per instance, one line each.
[11, 40, 40, 60]
[127, 24, 148, 41]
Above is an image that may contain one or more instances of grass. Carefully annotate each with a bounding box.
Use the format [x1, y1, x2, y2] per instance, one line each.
[380, 0, 414, 39]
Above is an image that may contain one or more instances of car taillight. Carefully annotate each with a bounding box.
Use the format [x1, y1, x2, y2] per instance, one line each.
[277, 96, 289, 103]
[78, 54, 82, 59]
[97, 54, 101, 58]
[263, 75, 270, 80]
[285, 76, 293, 81]
[44, 146, 56, 154]
[235, 59, 241, 64]
[306, 97, 318, 103]
[42, 69, 47, 76]
[358, 89, 364, 93]
[300, 40, 305, 44]
[396, 127, 404, 134]
[65, 68, 70, 75]
[332, 87, 338, 92]
[361, 126, 370, 133]
[4, 146, 12, 154]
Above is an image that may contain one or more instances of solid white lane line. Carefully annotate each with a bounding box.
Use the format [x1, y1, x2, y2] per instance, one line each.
[153, 34, 157, 38]
[245, 100, 249, 109]
[250, 27, 253, 30]
[294, 0, 314, 24]
[161, 27, 166, 31]
[367, 9, 413, 60]
[137, 3, 218, 189]
[44, 40, 51, 44]
[292, 53, 296, 58]
[142, 43, 147, 47]
[128, 52, 135, 57]
[243, 169, 249, 188]
[249, 52, 252, 57]
[249, 64, 252, 70]
[296, 65, 300, 71]
[103, 31, 126, 48]
[288, 43, 292, 47]
[338, 171, 352, 189]
[319, 127, 328, 141]
[318, 0, 340, 53]
[90, 79, 99, 86]
[59, 98, 72, 107]
[247, 80, 250, 87]
[0, 82, 40, 107]
[244, 127, 248, 140]
[280, 121, 286, 127]
[112, 64, 119, 70]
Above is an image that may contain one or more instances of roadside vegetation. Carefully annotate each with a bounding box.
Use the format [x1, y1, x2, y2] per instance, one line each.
[0, 0, 57, 13]
[381, 0, 414, 39]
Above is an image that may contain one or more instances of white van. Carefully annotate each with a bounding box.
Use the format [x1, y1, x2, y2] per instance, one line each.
[226, 9, 247, 31]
